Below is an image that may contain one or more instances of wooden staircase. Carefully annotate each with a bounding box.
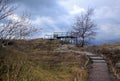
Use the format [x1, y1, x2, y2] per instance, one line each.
[88, 53, 112, 81]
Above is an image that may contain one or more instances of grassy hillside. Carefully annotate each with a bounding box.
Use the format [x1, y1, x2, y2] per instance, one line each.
[0, 39, 88, 81]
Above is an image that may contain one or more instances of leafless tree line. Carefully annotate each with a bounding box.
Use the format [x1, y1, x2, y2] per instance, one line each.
[0, 0, 37, 46]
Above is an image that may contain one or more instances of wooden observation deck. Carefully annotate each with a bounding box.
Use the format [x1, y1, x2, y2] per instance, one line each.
[44, 32, 77, 44]
[54, 32, 76, 39]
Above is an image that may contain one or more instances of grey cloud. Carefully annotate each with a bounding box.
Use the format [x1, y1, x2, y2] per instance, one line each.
[11, 0, 120, 44]
[13, 0, 57, 7]
[12, 0, 69, 35]
[12, 0, 68, 18]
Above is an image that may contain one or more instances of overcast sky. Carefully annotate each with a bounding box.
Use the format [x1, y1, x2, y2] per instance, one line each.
[11, 0, 120, 44]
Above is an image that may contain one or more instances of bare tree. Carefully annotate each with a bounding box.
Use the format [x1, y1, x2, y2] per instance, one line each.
[72, 8, 97, 47]
[0, 13, 37, 40]
[0, 0, 16, 47]
[12, 13, 38, 39]
[0, 0, 38, 46]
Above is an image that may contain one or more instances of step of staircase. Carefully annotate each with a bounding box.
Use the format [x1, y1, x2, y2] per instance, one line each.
[92, 60, 106, 63]
[90, 57, 104, 60]
[87, 54, 98, 57]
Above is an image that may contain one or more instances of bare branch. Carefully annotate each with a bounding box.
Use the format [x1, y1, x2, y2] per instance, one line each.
[0, 0, 16, 21]
[72, 8, 97, 47]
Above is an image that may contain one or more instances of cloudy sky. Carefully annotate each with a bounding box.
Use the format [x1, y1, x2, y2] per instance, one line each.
[11, 0, 120, 44]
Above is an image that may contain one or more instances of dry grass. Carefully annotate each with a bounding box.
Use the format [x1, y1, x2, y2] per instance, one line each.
[0, 39, 88, 81]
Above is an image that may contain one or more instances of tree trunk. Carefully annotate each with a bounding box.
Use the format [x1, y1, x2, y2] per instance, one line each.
[81, 36, 85, 47]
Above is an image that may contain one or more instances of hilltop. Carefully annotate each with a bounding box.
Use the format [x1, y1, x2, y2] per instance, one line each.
[0, 39, 120, 81]
[0, 39, 89, 81]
